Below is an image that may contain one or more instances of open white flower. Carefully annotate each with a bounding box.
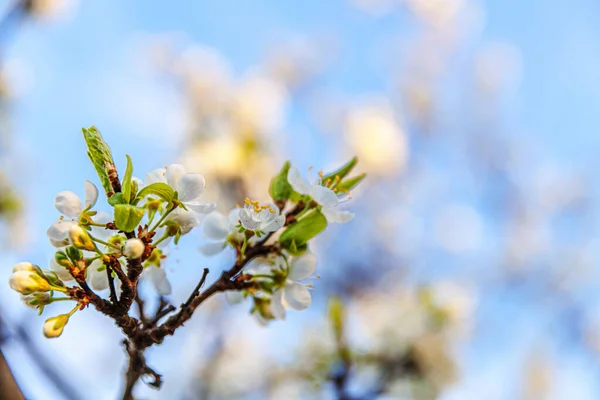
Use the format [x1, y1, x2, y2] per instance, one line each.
[239, 198, 285, 233]
[199, 209, 259, 255]
[166, 208, 200, 235]
[146, 164, 215, 213]
[270, 253, 316, 320]
[47, 181, 99, 247]
[287, 166, 354, 223]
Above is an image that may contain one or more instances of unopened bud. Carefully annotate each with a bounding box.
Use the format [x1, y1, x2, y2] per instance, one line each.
[68, 225, 96, 251]
[21, 293, 51, 309]
[65, 246, 83, 262]
[54, 251, 72, 268]
[9, 271, 50, 295]
[12, 261, 43, 276]
[43, 314, 69, 338]
[123, 238, 145, 259]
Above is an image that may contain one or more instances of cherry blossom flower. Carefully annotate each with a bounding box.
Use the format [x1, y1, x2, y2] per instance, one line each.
[238, 198, 285, 233]
[145, 164, 215, 213]
[287, 166, 354, 223]
[270, 253, 316, 320]
[46, 180, 99, 247]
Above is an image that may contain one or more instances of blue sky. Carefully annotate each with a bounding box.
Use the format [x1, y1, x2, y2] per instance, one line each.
[3, 0, 600, 399]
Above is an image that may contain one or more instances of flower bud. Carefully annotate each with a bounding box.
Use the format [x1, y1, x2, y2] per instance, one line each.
[54, 251, 72, 268]
[21, 293, 51, 309]
[123, 238, 145, 259]
[12, 261, 43, 276]
[43, 315, 69, 338]
[68, 225, 96, 251]
[65, 246, 83, 262]
[9, 271, 51, 295]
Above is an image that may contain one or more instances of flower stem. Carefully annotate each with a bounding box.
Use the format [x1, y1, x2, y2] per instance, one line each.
[239, 236, 249, 263]
[89, 234, 121, 252]
[153, 233, 170, 248]
[67, 304, 79, 317]
[150, 207, 175, 233]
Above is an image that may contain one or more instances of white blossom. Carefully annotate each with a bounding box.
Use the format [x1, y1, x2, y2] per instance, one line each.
[270, 253, 316, 320]
[239, 198, 285, 233]
[47, 181, 99, 247]
[287, 166, 354, 223]
[146, 164, 215, 213]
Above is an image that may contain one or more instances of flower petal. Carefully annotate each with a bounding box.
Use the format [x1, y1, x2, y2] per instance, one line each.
[186, 201, 216, 214]
[228, 208, 242, 227]
[168, 208, 200, 234]
[322, 207, 354, 224]
[47, 220, 76, 247]
[199, 241, 226, 256]
[165, 164, 186, 188]
[87, 260, 108, 291]
[309, 185, 338, 208]
[50, 258, 73, 282]
[287, 166, 311, 194]
[203, 212, 230, 240]
[225, 290, 244, 304]
[147, 266, 172, 296]
[83, 180, 99, 210]
[260, 214, 285, 233]
[289, 253, 317, 281]
[283, 283, 311, 310]
[145, 168, 166, 185]
[177, 173, 206, 202]
[270, 289, 286, 320]
[55, 191, 82, 218]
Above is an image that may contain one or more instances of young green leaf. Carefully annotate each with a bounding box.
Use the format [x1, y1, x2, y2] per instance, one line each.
[279, 210, 327, 251]
[107, 193, 125, 206]
[322, 156, 358, 183]
[135, 183, 174, 203]
[336, 173, 366, 192]
[82, 126, 116, 197]
[269, 161, 296, 201]
[114, 204, 145, 232]
[121, 155, 133, 204]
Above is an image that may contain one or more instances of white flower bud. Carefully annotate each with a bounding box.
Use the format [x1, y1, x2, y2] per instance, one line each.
[43, 315, 69, 338]
[21, 293, 51, 309]
[123, 238, 145, 259]
[12, 261, 43, 275]
[9, 271, 50, 295]
[68, 225, 96, 251]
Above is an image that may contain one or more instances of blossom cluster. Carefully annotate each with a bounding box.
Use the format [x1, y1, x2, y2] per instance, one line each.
[7, 127, 363, 340]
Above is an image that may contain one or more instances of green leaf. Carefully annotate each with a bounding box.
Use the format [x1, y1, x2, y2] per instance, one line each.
[114, 204, 145, 232]
[279, 210, 327, 251]
[135, 183, 174, 203]
[82, 126, 117, 197]
[121, 155, 134, 204]
[269, 161, 297, 201]
[337, 173, 366, 192]
[322, 157, 358, 183]
[107, 192, 125, 206]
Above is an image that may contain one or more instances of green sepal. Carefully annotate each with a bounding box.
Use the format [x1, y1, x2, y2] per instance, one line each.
[121, 155, 134, 204]
[269, 161, 298, 201]
[135, 183, 174, 204]
[107, 193, 125, 206]
[337, 173, 366, 192]
[114, 204, 145, 232]
[322, 157, 358, 182]
[279, 210, 327, 251]
[82, 126, 116, 197]
[65, 246, 83, 262]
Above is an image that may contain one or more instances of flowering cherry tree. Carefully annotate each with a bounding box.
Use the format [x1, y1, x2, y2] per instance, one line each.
[7, 126, 364, 399]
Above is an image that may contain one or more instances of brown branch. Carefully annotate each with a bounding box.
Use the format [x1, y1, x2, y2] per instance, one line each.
[106, 263, 118, 305]
[148, 298, 176, 327]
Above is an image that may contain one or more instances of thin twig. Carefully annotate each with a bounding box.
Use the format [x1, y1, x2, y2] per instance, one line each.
[106, 263, 118, 305]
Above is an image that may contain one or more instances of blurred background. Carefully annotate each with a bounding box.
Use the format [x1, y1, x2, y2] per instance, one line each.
[1, 0, 600, 399]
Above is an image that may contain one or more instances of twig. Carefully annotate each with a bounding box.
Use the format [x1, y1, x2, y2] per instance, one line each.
[106, 263, 118, 305]
[148, 298, 175, 327]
